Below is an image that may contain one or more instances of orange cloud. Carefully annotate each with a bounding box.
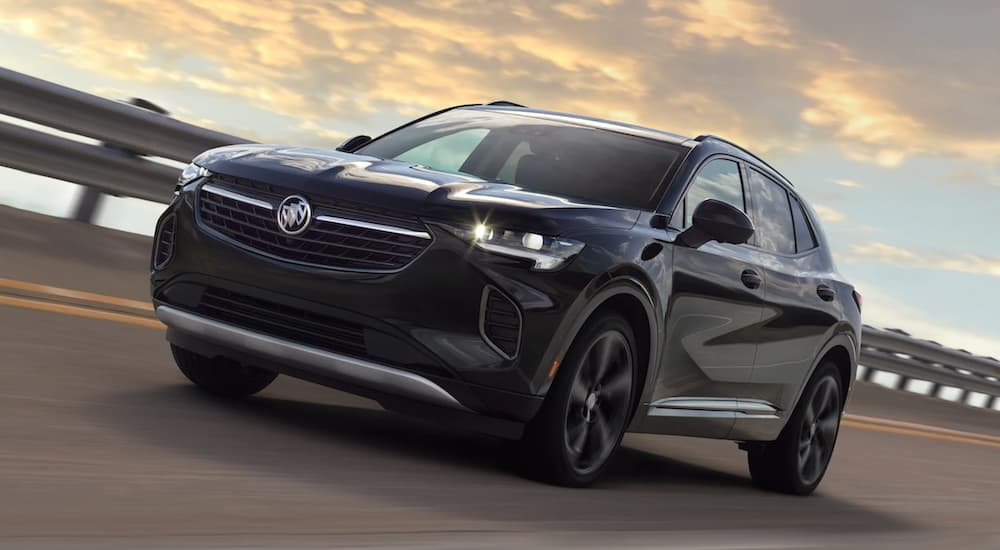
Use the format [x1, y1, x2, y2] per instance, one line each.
[801, 65, 1000, 165]
[2, 0, 998, 174]
[849, 242, 1000, 278]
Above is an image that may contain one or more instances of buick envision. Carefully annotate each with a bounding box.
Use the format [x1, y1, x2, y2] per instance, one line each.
[151, 103, 861, 494]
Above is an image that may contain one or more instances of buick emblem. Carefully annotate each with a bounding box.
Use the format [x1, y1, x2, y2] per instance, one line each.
[276, 195, 311, 235]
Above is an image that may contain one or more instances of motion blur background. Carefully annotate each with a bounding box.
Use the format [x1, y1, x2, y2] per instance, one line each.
[0, 1, 998, 549]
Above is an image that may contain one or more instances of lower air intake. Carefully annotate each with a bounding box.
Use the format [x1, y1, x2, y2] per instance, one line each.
[480, 286, 522, 359]
[153, 214, 176, 269]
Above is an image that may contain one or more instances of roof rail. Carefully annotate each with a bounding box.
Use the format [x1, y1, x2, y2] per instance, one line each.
[486, 100, 527, 107]
[694, 134, 793, 187]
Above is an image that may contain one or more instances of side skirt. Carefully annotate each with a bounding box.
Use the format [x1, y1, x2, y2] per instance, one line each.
[633, 397, 784, 441]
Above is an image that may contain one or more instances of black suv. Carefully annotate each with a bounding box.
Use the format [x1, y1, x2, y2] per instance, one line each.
[152, 103, 861, 494]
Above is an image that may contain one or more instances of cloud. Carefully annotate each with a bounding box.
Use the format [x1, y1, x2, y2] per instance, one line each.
[800, 69, 921, 167]
[831, 179, 862, 188]
[657, 0, 794, 50]
[812, 204, 845, 223]
[800, 65, 1000, 166]
[1, 0, 999, 177]
[848, 242, 1000, 278]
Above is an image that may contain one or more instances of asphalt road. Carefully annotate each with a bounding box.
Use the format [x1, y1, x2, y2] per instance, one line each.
[0, 206, 997, 549]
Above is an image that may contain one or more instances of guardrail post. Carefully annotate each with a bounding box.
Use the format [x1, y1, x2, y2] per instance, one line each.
[69, 98, 168, 225]
[861, 365, 877, 383]
[71, 187, 103, 223]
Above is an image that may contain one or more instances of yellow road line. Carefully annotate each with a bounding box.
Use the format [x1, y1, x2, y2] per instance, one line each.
[0, 277, 152, 312]
[842, 418, 1000, 449]
[0, 295, 163, 330]
[845, 413, 1000, 444]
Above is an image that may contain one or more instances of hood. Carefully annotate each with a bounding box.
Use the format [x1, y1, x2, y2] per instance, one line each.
[193, 144, 639, 234]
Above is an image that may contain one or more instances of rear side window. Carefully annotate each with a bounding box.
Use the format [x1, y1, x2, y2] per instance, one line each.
[790, 195, 818, 252]
[679, 159, 745, 227]
[747, 169, 795, 254]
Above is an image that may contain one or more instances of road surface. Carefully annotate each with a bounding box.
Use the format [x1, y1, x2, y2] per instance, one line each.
[0, 206, 997, 548]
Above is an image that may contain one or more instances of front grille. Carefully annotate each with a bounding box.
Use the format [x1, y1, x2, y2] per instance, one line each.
[208, 173, 428, 232]
[480, 287, 522, 358]
[197, 176, 431, 271]
[195, 287, 367, 357]
[153, 214, 176, 269]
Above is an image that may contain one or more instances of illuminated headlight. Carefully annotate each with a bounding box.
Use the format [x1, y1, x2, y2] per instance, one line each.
[448, 223, 584, 271]
[175, 163, 210, 194]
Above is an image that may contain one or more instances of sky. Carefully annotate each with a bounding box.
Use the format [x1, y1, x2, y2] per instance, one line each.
[1, 0, 998, 357]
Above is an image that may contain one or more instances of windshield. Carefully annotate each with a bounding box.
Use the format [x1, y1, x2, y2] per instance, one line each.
[356, 109, 684, 210]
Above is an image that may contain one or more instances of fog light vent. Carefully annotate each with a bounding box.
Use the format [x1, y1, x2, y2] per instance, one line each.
[480, 286, 522, 359]
[153, 214, 176, 270]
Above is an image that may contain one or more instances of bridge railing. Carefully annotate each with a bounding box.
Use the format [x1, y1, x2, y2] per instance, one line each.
[1, 67, 998, 409]
[860, 326, 999, 407]
[0, 67, 251, 204]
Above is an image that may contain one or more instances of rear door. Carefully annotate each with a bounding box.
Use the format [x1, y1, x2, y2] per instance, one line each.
[643, 157, 766, 437]
[744, 169, 840, 416]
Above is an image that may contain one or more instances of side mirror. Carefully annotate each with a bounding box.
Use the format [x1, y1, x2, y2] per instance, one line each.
[336, 135, 372, 152]
[677, 199, 754, 248]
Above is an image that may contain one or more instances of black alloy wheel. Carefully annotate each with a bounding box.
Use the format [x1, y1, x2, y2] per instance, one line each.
[521, 312, 637, 487]
[748, 362, 843, 495]
[797, 375, 840, 486]
[564, 330, 634, 476]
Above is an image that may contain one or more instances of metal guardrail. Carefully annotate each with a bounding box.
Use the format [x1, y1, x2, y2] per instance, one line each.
[860, 326, 999, 407]
[0, 67, 250, 162]
[0, 67, 998, 409]
[0, 67, 251, 204]
[0, 119, 180, 203]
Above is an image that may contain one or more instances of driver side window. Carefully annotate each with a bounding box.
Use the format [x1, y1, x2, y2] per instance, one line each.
[676, 158, 746, 228]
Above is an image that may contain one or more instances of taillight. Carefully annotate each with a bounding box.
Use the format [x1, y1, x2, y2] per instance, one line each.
[852, 289, 862, 312]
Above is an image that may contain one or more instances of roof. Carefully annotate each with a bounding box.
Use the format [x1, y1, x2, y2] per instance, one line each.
[465, 104, 691, 146]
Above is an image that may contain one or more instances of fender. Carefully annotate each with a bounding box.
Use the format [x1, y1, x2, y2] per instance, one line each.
[533, 271, 661, 427]
[785, 325, 859, 419]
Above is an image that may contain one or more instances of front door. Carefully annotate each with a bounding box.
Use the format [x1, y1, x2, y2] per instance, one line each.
[642, 157, 766, 438]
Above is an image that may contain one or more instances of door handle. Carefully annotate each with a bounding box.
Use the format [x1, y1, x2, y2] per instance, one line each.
[817, 284, 836, 302]
[740, 269, 762, 289]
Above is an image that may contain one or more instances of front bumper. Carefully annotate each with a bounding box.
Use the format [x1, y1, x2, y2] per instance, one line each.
[150, 183, 594, 425]
[158, 305, 469, 410]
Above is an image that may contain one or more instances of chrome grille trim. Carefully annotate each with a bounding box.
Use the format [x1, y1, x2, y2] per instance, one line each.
[315, 214, 432, 240]
[201, 183, 274, 210]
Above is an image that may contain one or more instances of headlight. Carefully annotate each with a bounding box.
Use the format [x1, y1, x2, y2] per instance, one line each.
[176, 162, 210, 193]
[447, 223, 584, 271]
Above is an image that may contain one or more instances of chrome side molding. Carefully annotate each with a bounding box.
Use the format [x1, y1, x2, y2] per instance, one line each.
[156, 305, 470, 412]
[648, 397, 779, 418]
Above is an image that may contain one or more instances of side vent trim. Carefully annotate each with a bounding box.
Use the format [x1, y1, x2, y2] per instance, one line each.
[153, 213, 176, 270]
[479, 286, 522, 359]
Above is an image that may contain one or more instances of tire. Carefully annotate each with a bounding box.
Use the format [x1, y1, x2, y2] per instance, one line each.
[171, 344, 278, 398]
[520, 312, 637, 487]
[748, 361, 843, 495]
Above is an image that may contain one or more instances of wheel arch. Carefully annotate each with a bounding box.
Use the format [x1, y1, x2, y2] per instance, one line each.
[788, 328, 859, 415]
[538, 272, 661, 427]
